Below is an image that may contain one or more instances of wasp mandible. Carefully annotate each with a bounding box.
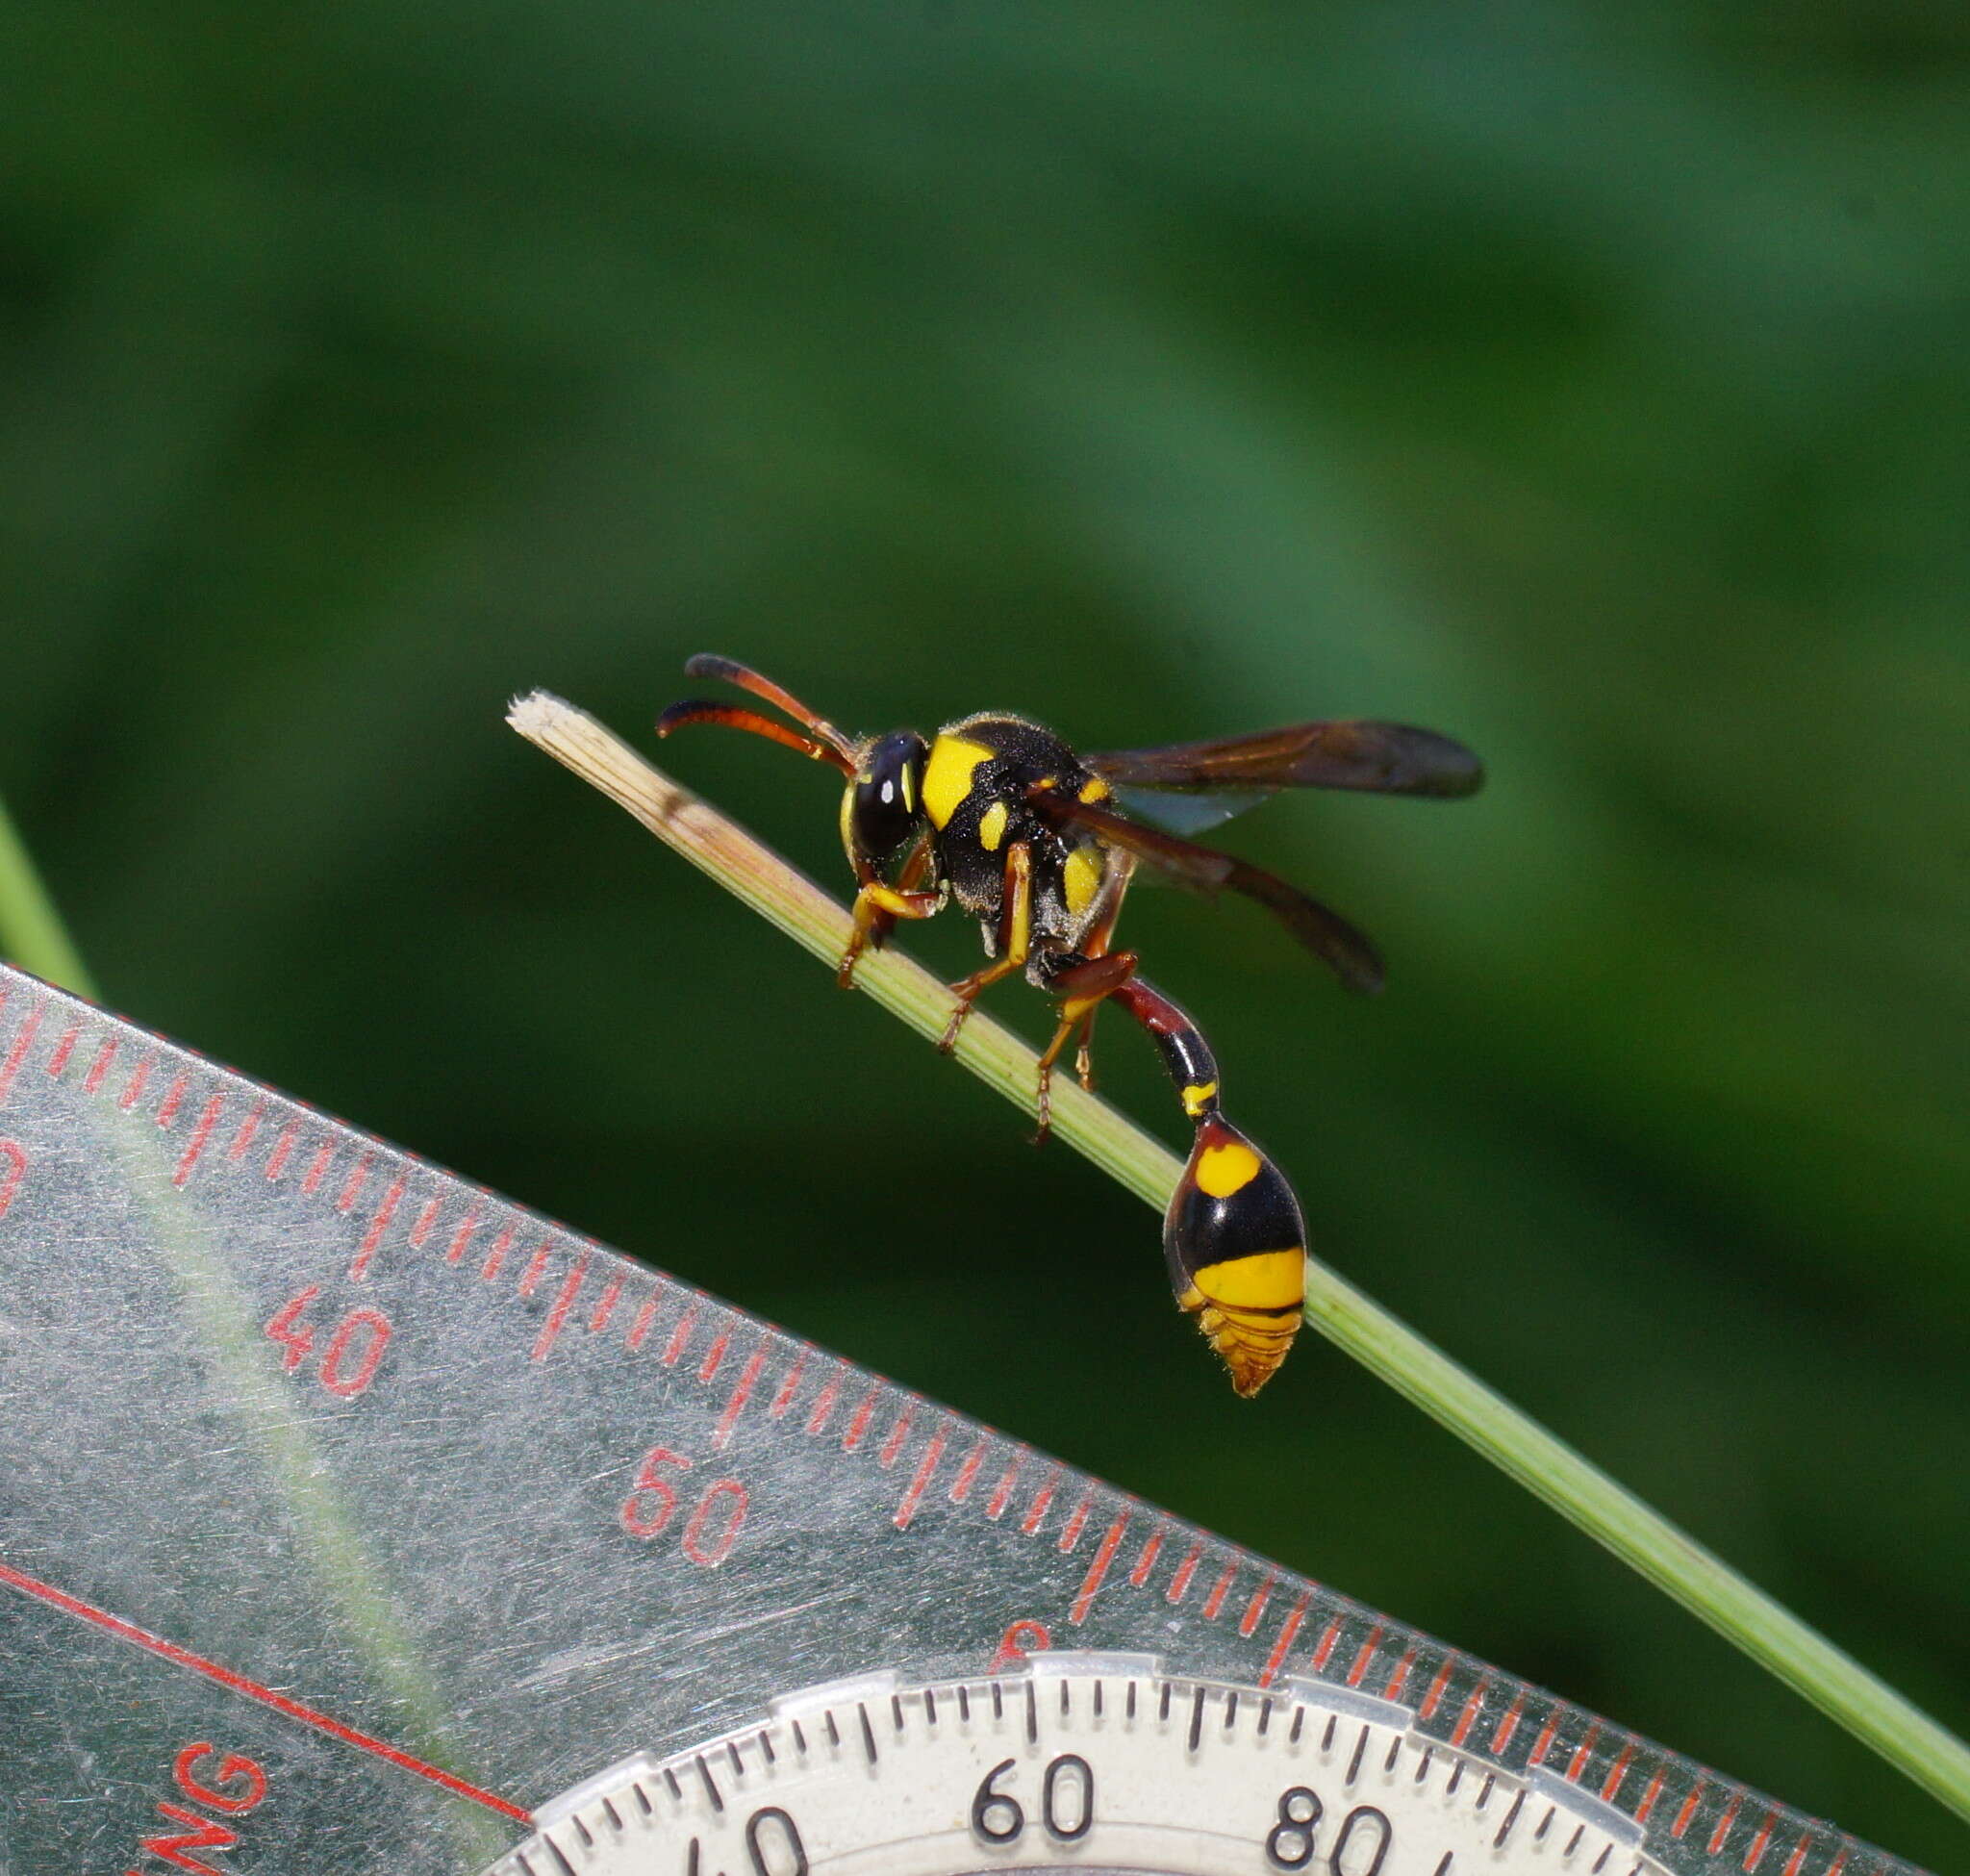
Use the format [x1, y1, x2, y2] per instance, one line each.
[658, 655, 1483, 1396]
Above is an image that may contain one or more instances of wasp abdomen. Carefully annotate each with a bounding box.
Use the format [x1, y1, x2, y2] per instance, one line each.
[1108, 977, 1222, 1119]
[1165, 1113, 1305, 1398]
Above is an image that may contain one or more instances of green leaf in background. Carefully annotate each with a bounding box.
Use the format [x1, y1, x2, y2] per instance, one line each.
[4, 3, 1966, 1865]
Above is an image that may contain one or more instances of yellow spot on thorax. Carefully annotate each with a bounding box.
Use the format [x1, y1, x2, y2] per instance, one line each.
[976, 799, 1009, 851]
[1180, 1080, 1218, 1118]
[1078, 775, 1110, 802]
[1062, 843, 1104, 917]
[1194, 1138, 1262, 1198]
[922, 734, 993, 830]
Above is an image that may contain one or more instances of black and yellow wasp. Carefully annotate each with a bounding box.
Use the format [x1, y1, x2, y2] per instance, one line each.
[659, 655, 1482, 1396]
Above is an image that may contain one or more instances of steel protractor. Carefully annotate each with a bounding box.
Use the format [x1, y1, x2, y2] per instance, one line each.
[0, 964, 1922, 1876]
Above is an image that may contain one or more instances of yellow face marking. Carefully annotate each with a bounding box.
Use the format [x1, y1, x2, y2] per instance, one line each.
[922, 734, 993, 831]
[899, 760, 916, 814]
[976, 799, 1009, 852]
[1194, 1138, 1262, 1198]
[1180, 1079, 1218, 1118]
[1078, 775, 1110, 803]
[1191, 1249, 1304, 1314]
[1062, 843, 1103, 918]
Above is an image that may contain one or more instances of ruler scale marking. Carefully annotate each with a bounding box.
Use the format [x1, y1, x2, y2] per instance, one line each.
[0, 972, 1926, 1876]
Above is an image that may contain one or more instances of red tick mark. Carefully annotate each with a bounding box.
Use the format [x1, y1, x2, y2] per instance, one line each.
[517, 1238, 556, 1299]
[172, 1095, 226, 1187]
[1256, 1590, 1310, 1687]
[877, 1405, 914, 1470]
[45, 1023, 79, 1078]
[117, 1052, 154, 1113]
[947, 1436, 986, 1505]
[349, 1177, 405, 1280]
[1068, 1510, 1129, 1624]
[893, 1425, 947, 1530]
[1165, 1540, 1202, 1606]
[529, 1252, 591, 1362]
[713, 1347, 768, 1449]
[299, 1140, 335, 1197]
[587, 1276, 624, 1335]
[84, 1036, 117, 1096]
[0, 1004, 45, 1104]
[0, 1140, 25, 1221]
[226, 1101, 263, 1162]
[768, 1349, 807, 1420]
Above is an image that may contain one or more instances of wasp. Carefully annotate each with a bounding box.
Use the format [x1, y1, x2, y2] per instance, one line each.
[658, 654, 1483, 1396]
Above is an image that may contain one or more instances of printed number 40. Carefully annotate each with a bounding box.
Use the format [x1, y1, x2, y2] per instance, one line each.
[265, 1286, 391, 1399]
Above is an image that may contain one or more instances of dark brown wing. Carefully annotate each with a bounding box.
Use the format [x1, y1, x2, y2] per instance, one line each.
[1026, 788, 1385, 995]
[1086, 721, 1483, 799]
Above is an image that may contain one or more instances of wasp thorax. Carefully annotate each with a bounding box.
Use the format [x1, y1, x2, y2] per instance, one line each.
[846, 730, 930, 867]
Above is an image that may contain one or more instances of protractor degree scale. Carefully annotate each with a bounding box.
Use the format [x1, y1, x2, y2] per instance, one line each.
[0, 964, 1923, 1876]
[496, 1659, 1658, 1876]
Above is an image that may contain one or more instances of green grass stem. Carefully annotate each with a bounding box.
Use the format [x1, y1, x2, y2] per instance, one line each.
[510, 687, 1970, 1828]
[0, 794, 101, 1001]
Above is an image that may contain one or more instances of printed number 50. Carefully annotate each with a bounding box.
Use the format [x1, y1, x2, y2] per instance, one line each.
[620, 1446, 748, 1567]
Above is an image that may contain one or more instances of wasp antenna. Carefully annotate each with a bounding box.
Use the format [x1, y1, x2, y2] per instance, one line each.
[655, 700, 857, 776]
[681, 654, 858, 767]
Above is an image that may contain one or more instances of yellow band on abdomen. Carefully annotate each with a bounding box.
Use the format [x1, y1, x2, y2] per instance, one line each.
[1189, 1248, 1304, 1314]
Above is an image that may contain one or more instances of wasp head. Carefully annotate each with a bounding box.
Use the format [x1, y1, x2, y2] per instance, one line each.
[841, 730, 929, 873]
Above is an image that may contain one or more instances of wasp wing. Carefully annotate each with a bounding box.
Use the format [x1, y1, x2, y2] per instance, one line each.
[1025, 787, 1384, 995]
[1086, 720, 1483, 800]
[1108, 783, 1276, 837]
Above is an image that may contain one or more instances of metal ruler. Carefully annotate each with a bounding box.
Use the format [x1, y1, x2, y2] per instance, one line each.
[0, 962, 1923, 1876]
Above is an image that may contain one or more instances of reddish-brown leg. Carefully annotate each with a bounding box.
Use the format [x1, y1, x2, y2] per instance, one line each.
[1059, 853, 1134, 1097]
[1030, 949, 1140, 1142]
[937, 843, 1033, 1052]
[838, 835, 939, 987]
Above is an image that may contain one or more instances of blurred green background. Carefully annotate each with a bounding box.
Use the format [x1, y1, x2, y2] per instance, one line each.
[4, 3, 1967, 1864]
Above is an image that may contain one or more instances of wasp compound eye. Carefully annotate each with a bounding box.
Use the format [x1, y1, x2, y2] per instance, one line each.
[848, 730, 929, 866]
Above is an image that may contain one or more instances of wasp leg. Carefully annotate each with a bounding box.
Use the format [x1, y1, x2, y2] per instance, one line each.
[1055, 852, 1135, 1098]
[838, 834, 939, 988]
[937, 842, 1032, 1052]
[1030, 949, 1141, 1144]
